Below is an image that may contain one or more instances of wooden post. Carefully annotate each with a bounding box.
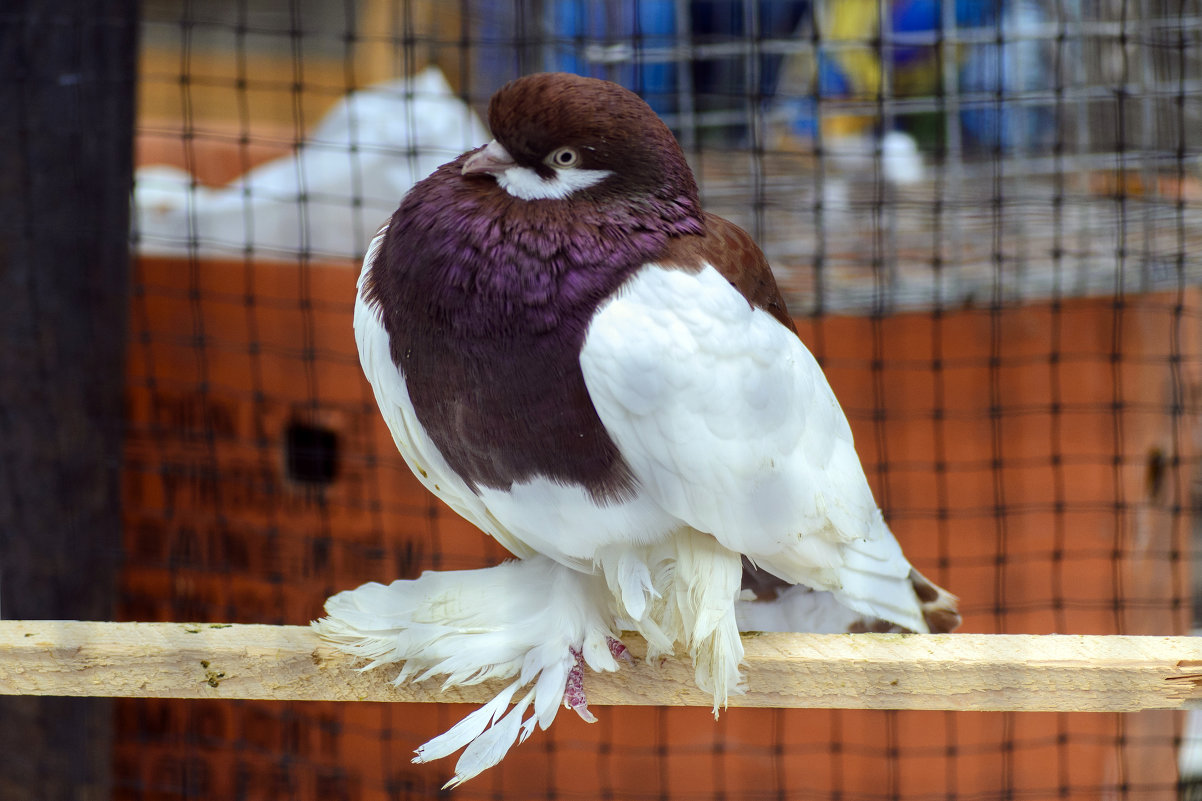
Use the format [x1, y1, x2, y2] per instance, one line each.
[3, 621, 1202, 713]
[0, 3, 137, 799]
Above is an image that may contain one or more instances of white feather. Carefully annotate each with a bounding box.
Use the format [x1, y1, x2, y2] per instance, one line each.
[475, 477, 677, 564]
[597, 548, 659, 622]
[671, 535, 745, 710]
[413, 681, 521, 764]
[735, 585, 868, 633]
[315, 554, 624, 785]
[495, 163, 613, 201]
[317, 556, 622, 687]
[442, 686, 537, 789]
[580, 263, 928, 631]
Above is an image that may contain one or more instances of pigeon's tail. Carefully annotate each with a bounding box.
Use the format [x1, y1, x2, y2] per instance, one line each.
[736, 580, 875, 633]
[313, 556, 623, 787]
[826, 531, 940, 633]
[736, 570, 962, 634]
[737, 523, 961, 635]
[907, 568, 961, 633]
[828, 528, 962, 634]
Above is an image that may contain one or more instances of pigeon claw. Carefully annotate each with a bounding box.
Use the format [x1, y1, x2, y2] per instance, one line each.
[564, 647, 597, 723]
[607, 635, 634, 665]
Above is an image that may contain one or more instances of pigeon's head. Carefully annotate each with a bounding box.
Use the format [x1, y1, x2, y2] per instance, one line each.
[462, 72, 700, 213]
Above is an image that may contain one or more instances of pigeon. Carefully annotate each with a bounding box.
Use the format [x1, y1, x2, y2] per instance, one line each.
[315, 71, 960, 787]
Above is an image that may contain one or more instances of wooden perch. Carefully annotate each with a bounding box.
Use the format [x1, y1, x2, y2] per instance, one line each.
[2, 620, 1201, 712]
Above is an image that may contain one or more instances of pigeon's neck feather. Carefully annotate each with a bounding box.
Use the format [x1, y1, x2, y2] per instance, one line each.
[363, 155, 703, 502]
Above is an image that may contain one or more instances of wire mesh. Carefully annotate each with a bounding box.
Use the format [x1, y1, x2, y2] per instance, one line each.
[111, 0, 1202, 798]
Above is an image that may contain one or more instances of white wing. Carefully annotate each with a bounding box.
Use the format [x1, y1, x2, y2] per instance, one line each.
[580, 263, 927, 631]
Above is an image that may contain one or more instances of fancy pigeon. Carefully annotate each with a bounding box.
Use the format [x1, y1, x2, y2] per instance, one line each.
[315, 71, 960, 786]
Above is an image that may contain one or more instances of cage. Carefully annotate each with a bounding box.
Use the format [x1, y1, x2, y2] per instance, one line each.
[3, 0, 1202, 799]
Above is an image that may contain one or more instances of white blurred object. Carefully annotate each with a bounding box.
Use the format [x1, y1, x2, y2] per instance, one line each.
[820, 130, 925, 187]
[1184, 710, 1202, 778]
[133, 67, 489, 262]
[879, 130, 924, 185]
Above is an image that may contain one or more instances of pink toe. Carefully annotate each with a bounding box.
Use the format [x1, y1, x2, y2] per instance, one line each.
[565, 648, 598, 723]
[607, 635, 634, 664]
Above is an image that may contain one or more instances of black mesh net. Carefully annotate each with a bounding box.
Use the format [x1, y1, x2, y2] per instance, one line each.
[8, 0, 1202, 798]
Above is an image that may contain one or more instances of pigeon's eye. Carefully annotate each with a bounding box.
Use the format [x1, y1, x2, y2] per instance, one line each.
[546, 147, 580, 169]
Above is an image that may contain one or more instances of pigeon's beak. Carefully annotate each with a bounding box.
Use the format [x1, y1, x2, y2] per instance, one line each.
[461, 139, 516, 176]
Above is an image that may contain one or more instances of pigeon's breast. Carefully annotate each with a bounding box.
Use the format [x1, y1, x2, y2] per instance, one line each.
[397, 322, 638, 505]
[362, 190, 655, 508]
[355, 236, 678, 561]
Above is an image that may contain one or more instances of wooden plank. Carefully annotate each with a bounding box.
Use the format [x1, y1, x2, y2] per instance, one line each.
[3, 621, 1202, 712]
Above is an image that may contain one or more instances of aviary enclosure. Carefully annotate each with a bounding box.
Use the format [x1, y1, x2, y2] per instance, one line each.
[2, 1, 1201, 799]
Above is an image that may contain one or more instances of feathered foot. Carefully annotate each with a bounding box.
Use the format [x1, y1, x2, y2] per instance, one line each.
[559, 637, 630, 721]
[598, 534, 746, 715]
[312, 556, 624, 786]
[673, 536, 746, 713]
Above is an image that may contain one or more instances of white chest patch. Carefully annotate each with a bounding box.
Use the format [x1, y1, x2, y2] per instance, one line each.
[496, 165, 613, 201]
[476, 478, 679, 564]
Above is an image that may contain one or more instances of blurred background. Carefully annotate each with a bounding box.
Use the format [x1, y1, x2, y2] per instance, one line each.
[3, 0, 1202, 798]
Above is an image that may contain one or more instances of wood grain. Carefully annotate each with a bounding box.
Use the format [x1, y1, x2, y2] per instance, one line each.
[3, 621, 1201, 712]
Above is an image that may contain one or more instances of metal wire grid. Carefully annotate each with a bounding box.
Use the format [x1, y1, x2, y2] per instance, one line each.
[114, 1, 1202, 799]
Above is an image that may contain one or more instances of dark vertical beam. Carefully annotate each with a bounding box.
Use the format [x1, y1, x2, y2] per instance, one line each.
[0, 2, 137, 799]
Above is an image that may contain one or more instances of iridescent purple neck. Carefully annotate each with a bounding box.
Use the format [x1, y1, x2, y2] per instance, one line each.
[377, 154, 702, 344]
[363, 153, 703, 502]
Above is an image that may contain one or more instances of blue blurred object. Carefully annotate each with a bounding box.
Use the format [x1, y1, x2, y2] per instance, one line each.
[544, 1, 810, 142]
[470, 1, 680, 116]
[546, 1, 678, 115]
[470, 0, 1056, 153]
[888, 0, 941, 67]
[799, 0, 1055, 153]
[467, 0, 534, 103]
[689, 1, 811, 101]
[957, 0, 1056, 154]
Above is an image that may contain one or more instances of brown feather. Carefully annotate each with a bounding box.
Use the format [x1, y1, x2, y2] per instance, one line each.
[657, 212, 798, 334]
